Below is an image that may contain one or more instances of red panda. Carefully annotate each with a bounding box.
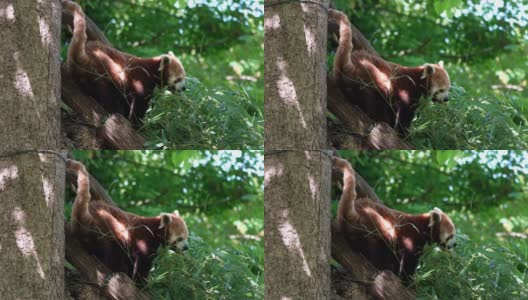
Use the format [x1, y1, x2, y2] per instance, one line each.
[67, 159, 189, 282]
[62, 1, 187, 127]
[329, 9, 451, 132]
[333, 156, 456, 280]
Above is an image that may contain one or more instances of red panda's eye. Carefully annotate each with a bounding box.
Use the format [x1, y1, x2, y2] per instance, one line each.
[174, 78, 182, 83]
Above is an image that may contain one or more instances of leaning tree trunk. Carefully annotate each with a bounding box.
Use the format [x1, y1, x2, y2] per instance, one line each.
[0, 152, 66, 299]
[0, 0, 62, 149]
[264, 0, 332, 298]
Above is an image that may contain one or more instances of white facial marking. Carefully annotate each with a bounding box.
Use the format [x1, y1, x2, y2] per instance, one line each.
[169, 233, 187, 250]
[436, 91, 449, 101]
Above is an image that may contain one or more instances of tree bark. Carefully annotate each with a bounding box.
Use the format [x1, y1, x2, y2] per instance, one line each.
[64, 224, 150, 300]
[265, 0, 332, 298]
[265, 150, 332, 299]
[0, 0, 62, 150]
[0, 0, 64, 297]
[264, 0, 328, 149]
[0, 151, 66, 299]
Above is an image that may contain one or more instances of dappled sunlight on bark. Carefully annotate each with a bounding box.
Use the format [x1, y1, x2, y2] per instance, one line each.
[276, 56, 306, 128]
[278, 209, 312, 277]
[264, 11, 281, 31]
[0, 3, 15, 21]
[13, 52, 34, 98]
[12, 207, 46, 279]
[0, 162, 18, 192]
[264, 161, 284, 187]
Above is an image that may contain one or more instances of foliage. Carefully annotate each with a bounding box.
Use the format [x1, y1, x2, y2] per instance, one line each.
[337, 151, 527, 209]
[67, 150, 263, 297]
[334, 151, 528, 298]
[414, 240, 528, 299]
[147, 238, 263, 300]
[63, 0, 263, 148]
[330, 0, 528, 149]
[414, 202, 528, 299]
[141, 78, 263, 149]
[408, 86, 528, 149]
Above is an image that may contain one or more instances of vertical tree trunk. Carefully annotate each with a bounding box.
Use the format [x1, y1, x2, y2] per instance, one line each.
[264, 0, 328, 149]
[0, 0, 62, 149]
[265, 151, 332, 299]
[0, 152, 66, 299]
[0, 0, 64, 298]
[264, 0, 331, 298]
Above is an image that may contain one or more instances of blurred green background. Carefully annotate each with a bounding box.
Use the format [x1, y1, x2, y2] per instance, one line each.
[64, 1, 263, 149]
[67, 150, 263, 299]
[331, 0, 528, 149]
[336, 150, 528, 298]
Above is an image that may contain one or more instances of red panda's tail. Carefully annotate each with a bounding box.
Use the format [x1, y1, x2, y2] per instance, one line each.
[63, 1, 89, 67]
[333, 157, 357, 225]
[67, 159, 92, 231]
[328, 9, 353, 76]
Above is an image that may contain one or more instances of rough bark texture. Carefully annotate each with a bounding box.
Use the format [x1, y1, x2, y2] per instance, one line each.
[264, 0, 328, 149]
[0, 152, 66, 299]
[64, 224, 150, 300]
[0, 0, 62, 150]
[265, 151, 332, 299]
[265, 0, 332, 298]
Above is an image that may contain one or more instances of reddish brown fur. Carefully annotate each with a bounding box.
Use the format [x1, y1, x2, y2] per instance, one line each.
[67, 159, 189, 282]
[329, 9, 450, 132]
[333, 157, 456, 280]
[62, 1, 186, 127]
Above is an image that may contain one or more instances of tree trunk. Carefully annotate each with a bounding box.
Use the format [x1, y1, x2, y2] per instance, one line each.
[264, 0, 329, 149]
[0, 0, 64, 298]
[265, 1, 331, 298]
[0, 0, 62, 149]
[0, 152, 66, 299]
[265, 151, 332, 299]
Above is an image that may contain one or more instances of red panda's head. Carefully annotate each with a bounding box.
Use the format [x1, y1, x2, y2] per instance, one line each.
[428, 207, 456, 249]
[159, 210, 189, 252]
[421, 62, 451, 103]
[158, 51, 187, 92]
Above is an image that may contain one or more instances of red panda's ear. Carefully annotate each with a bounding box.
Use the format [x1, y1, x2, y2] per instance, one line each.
[158, 54, 171, 71]
[173, 210, 180, 217]
[421, 64, 435, 79]
[429, 209, 442, 227]
[159, 213, 173, 229]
